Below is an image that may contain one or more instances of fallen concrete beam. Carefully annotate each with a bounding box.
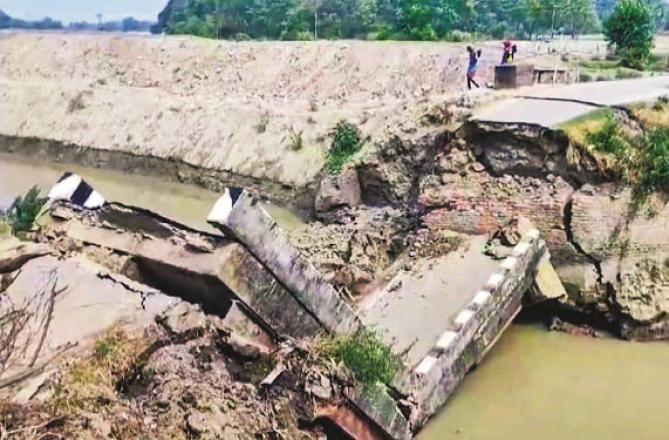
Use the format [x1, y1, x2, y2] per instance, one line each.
[208, 189, 362, 335]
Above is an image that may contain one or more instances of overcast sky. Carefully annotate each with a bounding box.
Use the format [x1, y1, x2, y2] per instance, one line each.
[0, 0, 168, 23]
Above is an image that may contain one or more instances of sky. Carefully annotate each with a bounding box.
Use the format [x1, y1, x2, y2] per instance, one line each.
[0, 0, 169, 23]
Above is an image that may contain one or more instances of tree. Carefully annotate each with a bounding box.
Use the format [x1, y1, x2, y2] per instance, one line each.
[563, 0, 599, 38]
[605, 0, 656, 69]
[398, 0, 457, 40]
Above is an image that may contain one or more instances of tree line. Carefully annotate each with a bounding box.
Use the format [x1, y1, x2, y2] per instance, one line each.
[0, 9, 154, 33]
[159, 0, 668, 41]
[0, 10, 63, 30]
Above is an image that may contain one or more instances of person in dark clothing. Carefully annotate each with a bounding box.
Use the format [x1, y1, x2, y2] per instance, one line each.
[466, 46, 482, 90]
[501, 40, 517, 64]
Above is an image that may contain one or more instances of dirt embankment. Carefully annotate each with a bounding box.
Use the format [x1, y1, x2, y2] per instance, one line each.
[0, 33, 608, 206]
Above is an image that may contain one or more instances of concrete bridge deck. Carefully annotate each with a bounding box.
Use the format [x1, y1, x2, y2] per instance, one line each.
[360, 235, 499, 369]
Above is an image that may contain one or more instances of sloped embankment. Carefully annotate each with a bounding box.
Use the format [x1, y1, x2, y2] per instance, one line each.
[0, 32, 488, 208]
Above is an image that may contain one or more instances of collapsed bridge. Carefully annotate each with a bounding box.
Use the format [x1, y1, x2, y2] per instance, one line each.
[28, 173, 565, 439]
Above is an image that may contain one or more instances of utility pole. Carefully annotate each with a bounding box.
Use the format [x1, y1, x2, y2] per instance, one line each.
[313, 0, 321, 40]
[96, 13, 103, 31]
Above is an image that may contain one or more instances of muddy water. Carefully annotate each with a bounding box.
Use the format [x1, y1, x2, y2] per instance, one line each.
[0, 153, 304, 232]
[419, 324, 669, 440]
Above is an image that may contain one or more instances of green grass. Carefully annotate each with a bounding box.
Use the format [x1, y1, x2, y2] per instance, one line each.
[585, 114, 632, 155]
[563, 111, 669, 197]
[558, 109, 613, 145]
[50, 328, 148, 414]
[578, 59, 622, 70]
[318, 329, 400, 392]
[327, 120, 366, 175]
[577, 56, 647, 82]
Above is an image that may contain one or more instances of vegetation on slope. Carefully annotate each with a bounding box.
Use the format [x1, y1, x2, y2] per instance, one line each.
[562, 102, 669, 196]
[328, 120, 366, 175]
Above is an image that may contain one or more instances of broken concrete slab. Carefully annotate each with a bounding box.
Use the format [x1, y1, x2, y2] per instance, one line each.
[0, 236, 51, 274]
[208, 189, 362, 335]
[47, 201, 323, 340]
[530, 252, 568, 302]
[0, 255, 182, 393]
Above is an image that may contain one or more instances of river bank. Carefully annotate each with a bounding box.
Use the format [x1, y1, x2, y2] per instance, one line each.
[4, 155, 669, 440]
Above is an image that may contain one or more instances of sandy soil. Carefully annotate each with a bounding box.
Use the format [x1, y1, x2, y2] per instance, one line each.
[0, 32, 622, 191]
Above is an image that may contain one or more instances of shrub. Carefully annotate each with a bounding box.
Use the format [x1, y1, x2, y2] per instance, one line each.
[8, 186, 47, 235]
[327, 121, 365, 174]
[319, 330, 400, 392]
[604, 0, 656, 69]
[234, 32, 251, 41]
[446, 30, 471, 42]
[638, 127, 669, 194]
[586, 115, 631, 155]
[614, 68, 643, 79]
[579, 72, 593, 82]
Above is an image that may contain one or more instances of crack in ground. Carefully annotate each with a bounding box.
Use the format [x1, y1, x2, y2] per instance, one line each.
[563, 196, 605, 284]
[97, 272, 156, 310]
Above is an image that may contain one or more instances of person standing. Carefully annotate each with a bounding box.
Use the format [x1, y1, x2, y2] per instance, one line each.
[501, 40, 517, 64]
[466, 46, 482, 90]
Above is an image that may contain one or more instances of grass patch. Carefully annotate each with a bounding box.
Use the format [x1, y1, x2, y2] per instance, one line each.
[614, 67, 643, 79]
[577, 56, 644, 82]
[649, 53, 669, 72]
[327, 121, 366, 175]
[558, 109, 613, 146]
[578, 58, 622, 70]
[637, 127, 669, 195]
[318, 330, 400, 392]
[585, 114, 632, 155]
[256, 112, 271, 134]
[49, 328, 149, 415]
[563, 110, 669, 197]
[287, 126, 304, 151]
[631, 98, 669, 129]
[0, 218, 10, 236]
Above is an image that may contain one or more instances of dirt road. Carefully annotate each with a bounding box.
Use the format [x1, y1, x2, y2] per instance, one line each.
[472, 76, 669, 127]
